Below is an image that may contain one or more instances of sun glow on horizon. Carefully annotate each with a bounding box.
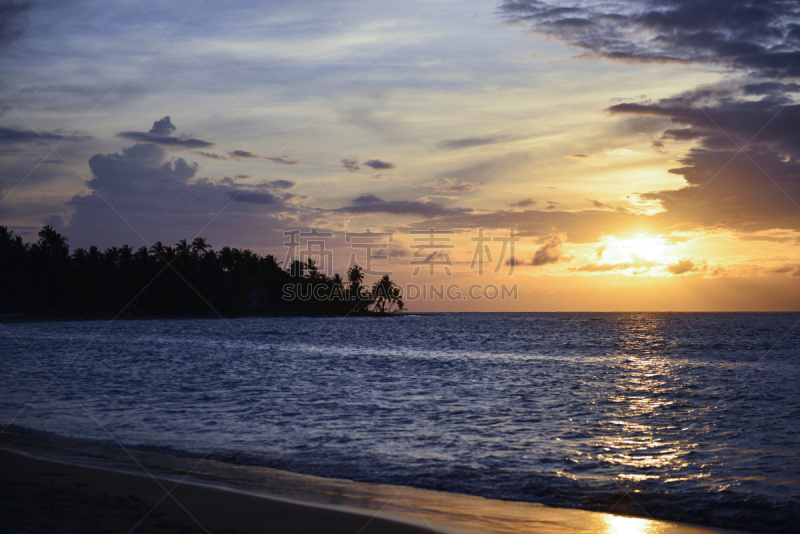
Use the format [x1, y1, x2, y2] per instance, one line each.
[600, 235, 675, 264]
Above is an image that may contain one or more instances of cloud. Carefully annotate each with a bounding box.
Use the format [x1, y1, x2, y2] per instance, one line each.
[256, 179, 296, 190]
[530, 234, 565, 266]
[416, 204, 646, 244]
[364, 159, 395, 170]
[567, 153, 605, 164]
[265, 156, 298, 165]
[422, 178, 480, 193]
[353, 194, 383, 204]
[149, 116, 176, 136]
[572, 262, 633, 273]
[61, 139, 295, 249]
[501, 0, 800, 79]
[337, 194, 473, 218]
[117, 116, 214, 149]
[510, 198, 535, 208]
[230, 150, 259, 159]
[0, 0, 29, 47]
[341, 158, 360, 172]
[606, 86, 800, 233]
[571, 256, 658, 273]
[227, 190, 281, 204]
[737, 234, 794, 243]
[193, 151, 224, 159]
[667, 257, 705, 275]
[607, 90, 800, 154]
[436, 135, 511, 150]
[743, 82, 800, 96]
[587, 199, 613, 209]
[193, 151, 298, 165]
[771, 264, 800, 276]
[217, 177, 296, 190]
[502, 1, 800, 236]
[593, 243, 607, 260]
[0, 125, 92, 146]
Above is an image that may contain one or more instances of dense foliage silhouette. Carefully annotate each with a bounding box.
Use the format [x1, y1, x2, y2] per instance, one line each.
[0, 226, 403, 317]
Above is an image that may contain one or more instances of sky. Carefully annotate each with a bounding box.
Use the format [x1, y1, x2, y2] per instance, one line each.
[1, 0, 800, 311]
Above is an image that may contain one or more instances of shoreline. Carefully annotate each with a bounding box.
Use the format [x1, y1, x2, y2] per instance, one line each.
[0, 448, 437, 534]
[0, 433, 751, 534]
[2, 311, 796, 323]
[0, 311, 441, 323]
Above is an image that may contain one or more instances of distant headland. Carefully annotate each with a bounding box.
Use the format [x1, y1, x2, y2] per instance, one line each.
[0, 226, 405, 320]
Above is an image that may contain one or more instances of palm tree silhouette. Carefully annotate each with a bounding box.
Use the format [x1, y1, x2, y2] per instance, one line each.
[0, 225, 397, 317]
[346, 264, 364, 289]
[331, 273, 344, 289]
[371, 274, 402, 313]
[191, 237, 210, 256]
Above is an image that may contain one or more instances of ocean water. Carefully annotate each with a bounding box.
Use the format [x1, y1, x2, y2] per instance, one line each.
[1, 313, 798, 532]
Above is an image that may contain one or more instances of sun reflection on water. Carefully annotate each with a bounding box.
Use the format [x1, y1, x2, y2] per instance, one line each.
[595, 316, 697, 482]
[602, 515, 655, 534]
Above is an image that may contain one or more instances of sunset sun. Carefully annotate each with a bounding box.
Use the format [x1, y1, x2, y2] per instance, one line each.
[603, 235, 674, 263]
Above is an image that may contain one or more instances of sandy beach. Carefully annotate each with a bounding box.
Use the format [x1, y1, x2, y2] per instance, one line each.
[0, 442, 750, 534]
[0, 449, 438, 534]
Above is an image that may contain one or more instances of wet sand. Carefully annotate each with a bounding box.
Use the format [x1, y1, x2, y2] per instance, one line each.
[0, 449, 437, 534]
[0, 446, 749, 534]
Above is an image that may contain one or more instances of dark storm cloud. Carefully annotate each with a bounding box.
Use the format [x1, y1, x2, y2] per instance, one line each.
[0, 0, 29, 46]
[337, 194, 472, 218]
[364, 159, 395, 170]
[117, 116, 214, 149]
[501, 0, 800, 78]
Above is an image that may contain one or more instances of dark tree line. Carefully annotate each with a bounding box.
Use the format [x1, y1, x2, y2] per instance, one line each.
[0, 226, 404, 317]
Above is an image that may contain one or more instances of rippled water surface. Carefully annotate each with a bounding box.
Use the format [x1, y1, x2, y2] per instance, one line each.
[1, 313, 798, 532]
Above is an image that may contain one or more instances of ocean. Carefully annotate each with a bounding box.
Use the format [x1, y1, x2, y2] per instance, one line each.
[1, 313, 798, 532]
